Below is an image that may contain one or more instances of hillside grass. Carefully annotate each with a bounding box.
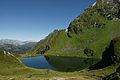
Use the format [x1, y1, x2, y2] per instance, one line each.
[40, 20, 120, 59]
[30, 0, 120, 59]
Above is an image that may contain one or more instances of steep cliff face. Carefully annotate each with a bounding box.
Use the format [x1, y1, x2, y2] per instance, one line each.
[30, 0, 120, 57]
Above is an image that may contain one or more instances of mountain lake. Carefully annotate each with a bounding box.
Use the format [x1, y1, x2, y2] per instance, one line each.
[21, 56, 100, 72]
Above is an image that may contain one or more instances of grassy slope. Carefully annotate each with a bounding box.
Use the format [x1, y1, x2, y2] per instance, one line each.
[30, 19, 120, 58]
[30, 0, 120, 58]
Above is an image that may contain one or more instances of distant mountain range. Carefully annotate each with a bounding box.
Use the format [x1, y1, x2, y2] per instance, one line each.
[0, 39, 37, 53]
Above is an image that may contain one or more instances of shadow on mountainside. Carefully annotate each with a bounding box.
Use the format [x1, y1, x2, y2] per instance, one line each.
[89, 37, 120, 70]
[45, 55, 100, 72]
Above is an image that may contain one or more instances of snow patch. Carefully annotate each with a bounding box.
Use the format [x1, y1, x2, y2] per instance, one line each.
[92, 2, 96, 7]
[4, 51, 6, 55]
[65, 29, 68, 32]
[7, 52, 14, 57]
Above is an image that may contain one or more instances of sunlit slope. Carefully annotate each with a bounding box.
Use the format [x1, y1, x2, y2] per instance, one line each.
[31, 20, 120, 57]
[30, 0, 120, 58]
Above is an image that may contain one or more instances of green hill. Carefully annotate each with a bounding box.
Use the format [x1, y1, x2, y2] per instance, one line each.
[30, 0, 120, 59]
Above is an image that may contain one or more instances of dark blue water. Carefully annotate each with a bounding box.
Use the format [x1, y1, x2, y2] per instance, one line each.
[21, 56, 56, 70]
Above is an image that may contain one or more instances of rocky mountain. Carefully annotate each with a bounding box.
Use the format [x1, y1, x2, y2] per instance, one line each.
[0, 39, 37, 53]
[0, 39, 24, 46]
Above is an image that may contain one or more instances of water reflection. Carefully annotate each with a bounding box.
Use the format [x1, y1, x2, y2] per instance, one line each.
[45, 55, 100, 72]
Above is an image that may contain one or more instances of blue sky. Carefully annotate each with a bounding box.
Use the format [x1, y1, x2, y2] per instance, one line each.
[0, 0, 96, 41]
